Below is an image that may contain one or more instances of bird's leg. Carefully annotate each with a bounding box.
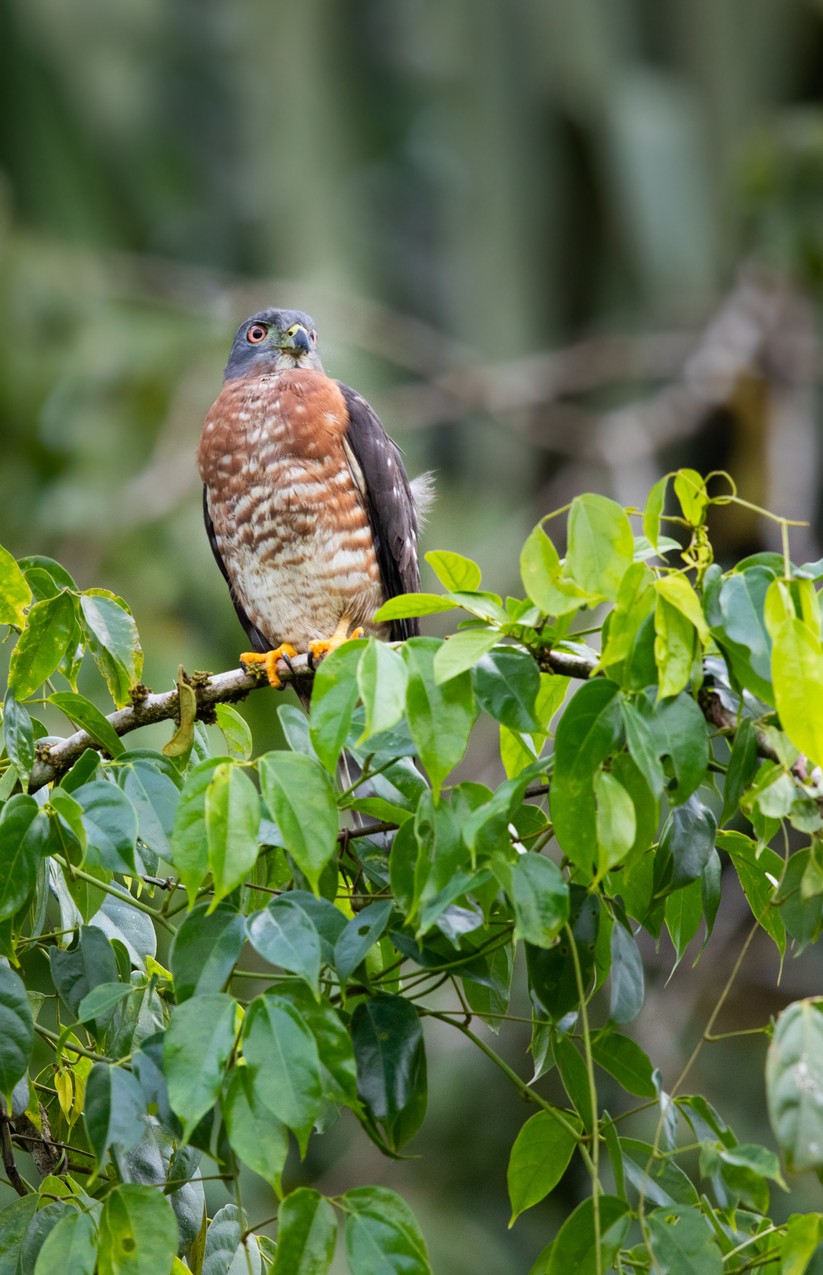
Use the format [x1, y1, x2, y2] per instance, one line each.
[240, 643, 298, 689]
[308, 616, 364, 665]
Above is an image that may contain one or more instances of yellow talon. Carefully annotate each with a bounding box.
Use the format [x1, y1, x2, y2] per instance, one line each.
[240, 644, 297, 689]
[308, 622, 365, 663]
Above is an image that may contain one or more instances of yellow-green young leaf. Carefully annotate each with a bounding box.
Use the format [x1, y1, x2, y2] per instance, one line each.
[373, 593, 456, 621]
[673, 468, 708, 525]
[600, 563, 656, 673]
[654, 595, 696, 698]
[8, 592, 76, 700]
[763, 577, 795, 634]
[770, 615, 823, 767]
[643, 476, 668, 552]
[0, 544, 32, 628]
[357, 638, 408, 742]
[433, 629, 499, 684]
[565, 494, 634, 602]
[654, 574, 710, 643]
[214, 704, 253, 760]
[425, 549, 481, 592]
[594, 770, 636, 875]
[507, 1110, 581, 1224]
[520, 525, 589, 617]
[782, 1214, 823, 1275]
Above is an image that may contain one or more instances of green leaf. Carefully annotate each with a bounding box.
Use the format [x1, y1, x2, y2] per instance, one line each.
[507, 1110, 581, 1223]
[48, 692, 125, 758]
[357, 639, 408, 742]
[658, 795, 717, 891]
[8, 591, 76, 699]
[342, 1186, 431, 1275]
[520, 524, 589, 617]
[425, 549, 482, 592]
[169, 903, 245, 1002]
[433, 629, 500, 684]
[609, 922, 644, 1024]
[309, 642, 364, 773]
[373, 593, 456, 621]
[351, 993, 427, 1150]
[509, 854, 569, 947]
[97, 1184, 177, 1275]
[654, 594, 696, 698]
[0, 543, 32, 627]
[550, 680, 622, 870]
[259, 751, 339, 893]
[655, 573, 709, 643]
[242, 993, 323, 1154]
[554, 1033, 594, 1128]
[566, 494, 634, 601]
[164, 993, 237, 1140]
[705, 565, 775, 704]
[33, 1209, 96, 1275]
[205, 762, 261, 908]
[49, 925, 118, 1028]
[473, 647, 540, 731]
[766, 590, 823, 767]
[767, 998, 823, 1172]
[202, 1203, 260, 1275]
[594, 769, 636, 875]
[214, 703, 253, 760]
[247, 895, 323, 991]
[3, 690, 34, 790]
[646, 1204, 722, 1275]
[271, 1188, 337, 1274]
[719, 831, 786, 956]
[76, 982, 133, 1024]
[73, 780, 138, 875]
[0, 1197, 38, 1275]
[546, 1195, 630, 1275]
[403, 638, 477, 798]
[80, 590, 143, 708]
[169, 758, 229, 905]
[333, 899, 393, 983]
[673, 469, 708, 525]
[275, 982, 360, 1108]
[0, 965, 34, 1095]
[644, 692, 709, 804]
[599, 563, 656, 680]
[0, 794, 46, 921]
[223, 1067, 289, 1194]
[591, 1032, 657, 1097]
[643, 476, 668, 551]
[527, 887, 599, 1021]
[620, 1139, 699, 1208]
[84, 1063, 147, 1163]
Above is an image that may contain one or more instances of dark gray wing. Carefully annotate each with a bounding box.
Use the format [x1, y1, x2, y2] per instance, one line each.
[202, 486, 270, 653]
[336, 383, 421, 642]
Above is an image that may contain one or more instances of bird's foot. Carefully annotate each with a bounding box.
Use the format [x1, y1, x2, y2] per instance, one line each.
[240, 644, 298, 689]
[308, 626, 365, 665]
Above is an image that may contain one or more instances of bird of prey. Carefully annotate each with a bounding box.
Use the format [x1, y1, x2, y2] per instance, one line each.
[197, 307, 429, 691]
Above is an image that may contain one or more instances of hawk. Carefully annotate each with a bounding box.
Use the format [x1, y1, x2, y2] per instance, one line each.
[197, 307, 428, 690]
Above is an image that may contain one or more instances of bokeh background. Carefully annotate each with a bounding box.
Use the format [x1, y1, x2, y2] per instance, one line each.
[4, 1, 823, 1269]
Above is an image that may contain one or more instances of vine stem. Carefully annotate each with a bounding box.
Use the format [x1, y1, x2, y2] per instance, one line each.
[565, 921, 602, 1275]
[424, 1010, 596, 1176]
[52, 855, 175, 935]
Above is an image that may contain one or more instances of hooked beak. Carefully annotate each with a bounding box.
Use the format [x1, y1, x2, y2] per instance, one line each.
[284, 324, 311, 355]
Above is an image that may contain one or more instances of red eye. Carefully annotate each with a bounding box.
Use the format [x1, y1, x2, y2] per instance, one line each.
[247, 324, 268, 344]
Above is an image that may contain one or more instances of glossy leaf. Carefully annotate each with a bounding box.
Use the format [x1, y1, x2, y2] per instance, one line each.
[705, 565, 774, 704]
[223, 1067, 289, 1194]
[403, 638, 476, 797]
[0, 544, 32, 627]
[546, 1195, 630, 1275]
[508, 1110, 580, 1223]
[242, 993, 323, 1154]
[164, 993, 237, 1139]
[2, 690, 34, 789]
[654, 594, 695, 698]
[48, 691, 125, 757]
[84, 1063, 147, 1163]
[202, 1203, 261, 1275]
[272, 1188, 337, 1275]
[170, 903, 245, 1001]
[767, 998, 823, 1172]
[357, 638, 408, 743]
[0, 965, 34, 1095]
[566, 493, 634, 601]
[259, 751, 338, 893]
[309, 641, 364, 773]
[169, 758, 228, 904]
[73, 780, 138, 875]
[646, 1204, 722, 1275]
[473, 647, 540, 731]
[247, 894, 323, 990]
[425, 549, 482, 592]
[609, 922, 644, 1024]
[374, 593, 457, 620]
[520, 523, 589, 616]
[342, 1186, 431, 1275]
[49, 925, 118, 1028]
[550, 679, 622, 869]
[97, 1185, 177, 1275]
[8, 591, 76, 700]
[205, 761, 261, 908]
[334, 899, 394, 983]
[509, 854, 569, 947]
[591, 1032, 656, 1098]
[214, 702, 253, 760]
[80, 590, 143, 708]
[33, 1209, 96, 1275]
[351, 993, 427, 1149]
[433, 629, 500, 683]
[0, 794, 42, 919]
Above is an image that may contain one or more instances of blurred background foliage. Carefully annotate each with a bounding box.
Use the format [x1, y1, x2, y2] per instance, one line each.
[4, 0, 823, 1269]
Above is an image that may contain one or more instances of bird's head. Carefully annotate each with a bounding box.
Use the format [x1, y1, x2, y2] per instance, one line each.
[223, 308, 323, 380]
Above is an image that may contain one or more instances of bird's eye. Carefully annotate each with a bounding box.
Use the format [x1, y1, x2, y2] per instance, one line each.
[246, 324, 268, 344]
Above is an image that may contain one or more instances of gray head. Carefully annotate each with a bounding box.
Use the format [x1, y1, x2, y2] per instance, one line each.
[224, 307, 324, 381]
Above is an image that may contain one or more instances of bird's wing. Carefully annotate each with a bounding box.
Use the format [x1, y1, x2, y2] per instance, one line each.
[336, 383, 421, 642]
[202, 486, 270, 653]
